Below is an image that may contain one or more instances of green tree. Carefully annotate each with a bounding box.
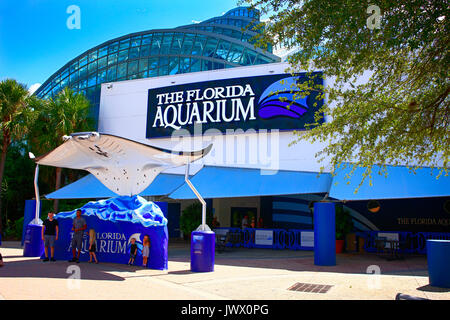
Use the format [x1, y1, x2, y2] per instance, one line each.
[243, 0, 449, 189]
[0, 79, 39, 234]
[31, 87, 93, 213]
[180, 203, 213, 239]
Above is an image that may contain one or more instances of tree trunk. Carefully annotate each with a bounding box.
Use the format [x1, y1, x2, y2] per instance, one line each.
[53, 167, 62, 213]
[0, 142, 9, 235]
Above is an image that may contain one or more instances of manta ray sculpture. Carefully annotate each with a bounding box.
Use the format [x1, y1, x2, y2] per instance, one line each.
[34, 132, 212, 196]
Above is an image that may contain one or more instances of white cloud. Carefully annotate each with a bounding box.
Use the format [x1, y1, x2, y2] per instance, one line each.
[28, 83, 41, 95]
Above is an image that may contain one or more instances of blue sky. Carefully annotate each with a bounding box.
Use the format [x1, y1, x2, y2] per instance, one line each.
[0, 0, 241, 91]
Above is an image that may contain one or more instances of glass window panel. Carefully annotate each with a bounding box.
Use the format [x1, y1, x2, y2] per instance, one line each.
[227, 44, 244, 63]
[70, 61, 78, 73]
[118, 49, 129, 62]
[117, 63, 127, 78]
[79, 66, 87, 79]
[241, 49, 257, 65]
[181, 34, 195, 55]
[61, 68, 69, 79]
[213, 62, 225, 70]
[107, 66, 116, 81]
[192, 35, 207, 55]
[131, 36, 141, 47]
[179, 57, 190, 73]
[60, 76, 68, 87]
[129, 47, 140, 60]
[148, 68, 158, 77]
[128, 60, 138, 75]
[160, 34, 173, 55]
[215, 40, 231, 60]
[151, 33, 162, 55]
[203, 38, 218, 57]
[140, 45, 150, 57]
[108, 42, 119, 54]
[98, 69, 107, 83]
[190, 58, 201, 72]
[149, 57, 159, 69]
[119, 39, 130, 50]
[88, 61, 97, 74]
[138, 71, 148, 79]
[142, 34, 152, 45]
[88, 74, 97, 87]
[79, 79, 87, 89]
[79, 56, 87, 67]
[98, 56, 107, 70]
[159, 66, 169, 76]
[170, 33, 184, 54]
[139, 59, 148, 72]
[99, 46, 108, 57]
[108, 53, 118, 66]
[202, 59, 213, 71]
[159, 56, 169, 66]
[70, 71, 79, 83]
[89, 51, 98, 62]
[168, 57, 179, 75]
[129, 74, 138, 80]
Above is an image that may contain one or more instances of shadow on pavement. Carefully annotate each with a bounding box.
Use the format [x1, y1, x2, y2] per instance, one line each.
[417, 284, 450, 293]
[169, 246, 429, 277]
[0, 258, 125, 282]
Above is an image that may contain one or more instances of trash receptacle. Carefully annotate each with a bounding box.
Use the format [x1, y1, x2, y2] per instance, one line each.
[23, 224, 44, 257]
[427, 239, 450, 288]
[191, 230, 215, 272]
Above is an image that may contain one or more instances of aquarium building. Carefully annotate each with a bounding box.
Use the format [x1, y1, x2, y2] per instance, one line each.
[37, 7, 450, 250]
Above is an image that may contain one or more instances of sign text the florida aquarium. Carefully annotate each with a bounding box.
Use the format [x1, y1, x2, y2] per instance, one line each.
[146, 72, 323, 138]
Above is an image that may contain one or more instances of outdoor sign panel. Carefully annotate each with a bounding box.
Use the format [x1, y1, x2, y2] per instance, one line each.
[146, 72, 324, 138]
[301, 231, 314, 248]
[255, 229, 274, 246]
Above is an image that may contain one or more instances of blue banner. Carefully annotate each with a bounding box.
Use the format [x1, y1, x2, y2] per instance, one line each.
[41, 196, 168, 270]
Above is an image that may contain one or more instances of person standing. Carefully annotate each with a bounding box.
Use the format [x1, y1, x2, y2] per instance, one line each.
[88, 229, 98, 264]
[241, 215, 249, 229]
[41, 212, 59, 262]
[69, 209, 87, 263]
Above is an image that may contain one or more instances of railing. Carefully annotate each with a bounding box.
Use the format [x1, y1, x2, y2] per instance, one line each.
[359, 231, 450, 254]
[213, 228, 315, 251]
[213, 228, 450, 254]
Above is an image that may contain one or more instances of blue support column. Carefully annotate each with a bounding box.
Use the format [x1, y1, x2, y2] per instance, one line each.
[314, 202, 336, 266]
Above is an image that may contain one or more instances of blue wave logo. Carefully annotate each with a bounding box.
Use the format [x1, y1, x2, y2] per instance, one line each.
[258, 77, 309, 119]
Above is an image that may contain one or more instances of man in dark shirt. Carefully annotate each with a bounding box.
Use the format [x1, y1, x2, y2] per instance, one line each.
[69, 209, 87, 263]
[41, 212, 59, 262]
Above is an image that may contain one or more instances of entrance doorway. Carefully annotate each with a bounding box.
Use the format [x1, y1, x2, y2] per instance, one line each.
[231, 207, 257, 228]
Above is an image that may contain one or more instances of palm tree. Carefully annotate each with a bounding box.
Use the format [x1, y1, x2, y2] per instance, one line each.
[32, 87, 93, 213]
[0, 79, 39, 234]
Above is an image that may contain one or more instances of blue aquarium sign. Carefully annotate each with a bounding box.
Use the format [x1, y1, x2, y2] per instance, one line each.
[146, 72, 324, 138]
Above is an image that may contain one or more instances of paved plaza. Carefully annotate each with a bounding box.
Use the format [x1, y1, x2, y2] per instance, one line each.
[0, 241, 449, 300]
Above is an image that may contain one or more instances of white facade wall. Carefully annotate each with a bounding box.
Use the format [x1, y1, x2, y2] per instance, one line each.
[99, 62, 333, 175]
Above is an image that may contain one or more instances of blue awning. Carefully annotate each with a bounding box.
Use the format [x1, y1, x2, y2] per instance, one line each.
[45, 173, 185, 199]
[169, 166, 333, 199]
[329, 164, 450, 200]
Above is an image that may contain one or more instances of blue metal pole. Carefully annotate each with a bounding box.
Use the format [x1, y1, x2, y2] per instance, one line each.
[314, 202, 336, 266]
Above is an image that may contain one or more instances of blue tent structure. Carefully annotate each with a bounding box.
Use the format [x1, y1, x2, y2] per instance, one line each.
[45, 195, 169, 269]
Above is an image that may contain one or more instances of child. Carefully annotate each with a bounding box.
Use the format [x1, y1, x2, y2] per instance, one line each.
[128, 238, 138, 265]
[88, 229, 98, 264]
[142, 235, 150, 267]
